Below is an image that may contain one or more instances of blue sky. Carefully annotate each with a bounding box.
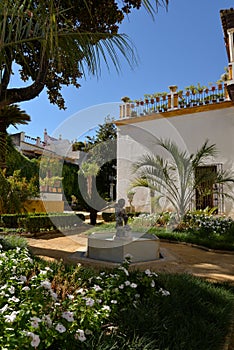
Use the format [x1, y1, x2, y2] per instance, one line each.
[8, 0, 234, 141]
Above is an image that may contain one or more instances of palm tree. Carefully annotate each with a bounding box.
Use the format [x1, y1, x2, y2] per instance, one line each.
[132, 139, 234, 219]
[0, 105, 30, 170]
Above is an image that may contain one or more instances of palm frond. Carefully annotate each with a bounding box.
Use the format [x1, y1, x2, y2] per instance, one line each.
[192, 140, 217, 167]
[0, 0, 138, 80]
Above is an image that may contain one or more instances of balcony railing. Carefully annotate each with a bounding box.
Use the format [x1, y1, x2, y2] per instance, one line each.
[119, 84, 229, 119]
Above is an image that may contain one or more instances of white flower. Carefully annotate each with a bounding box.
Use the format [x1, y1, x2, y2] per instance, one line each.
[0, 304, 8, 314]
[118, 266, 129, 276]
[93, 284, 102, 292]
[75, 329, 86, 342]
[145, 269, 152, 276]
[159, 288, 170, 296]
[1, 284, 7, 290]
[55, 323, 66, 333]
[43, 314, 52, 327]
[135, 293, 140, 299]
[30, 317, 42, 329]
[22, 286, 30, 291]
[119, 284, 124, 289]
[130, 283, 137, 288]
[67, 294, 74, 300]
[62, 311, 74, 322]
[19, 275, 27, 283]
[151, 280, 155, 288]
[8, 286, 15, 294]
[111, 300, 117, 304]
[8, 296, 20, 303]
[102, 305, 111, 311]
[124, 253, 133, 260]
[45, 266, 53, 272]
[40, 279, 51, 290]
[29, 333, 40, 348]
[85, 297, 95, 307]
[76, 288, 85, 295]
[125, 280, 131, 286]
[50, 291, 58, 301]
[4, 311, 19, 323]
[26, 257, 33, 264]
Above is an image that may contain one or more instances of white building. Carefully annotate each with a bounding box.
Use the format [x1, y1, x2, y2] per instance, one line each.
[115, 8, 234, 217]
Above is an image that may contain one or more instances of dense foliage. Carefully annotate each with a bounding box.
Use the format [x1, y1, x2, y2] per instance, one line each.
[0, 0, 168, 109]
[0, 236, 233, 350]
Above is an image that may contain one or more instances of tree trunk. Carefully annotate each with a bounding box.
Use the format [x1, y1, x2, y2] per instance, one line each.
[0, 123, 7, 170]
[89, 207, 98, 226]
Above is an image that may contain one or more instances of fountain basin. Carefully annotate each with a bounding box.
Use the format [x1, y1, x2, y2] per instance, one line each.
[87, 232, 160, 263]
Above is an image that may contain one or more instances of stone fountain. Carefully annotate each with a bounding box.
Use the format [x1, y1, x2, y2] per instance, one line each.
[87, 199, 160, 263]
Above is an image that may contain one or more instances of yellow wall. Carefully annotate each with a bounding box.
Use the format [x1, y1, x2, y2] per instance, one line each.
[24, 200, 64, 213]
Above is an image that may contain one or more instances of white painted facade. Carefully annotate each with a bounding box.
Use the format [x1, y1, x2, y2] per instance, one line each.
[116, 102, 234, 216]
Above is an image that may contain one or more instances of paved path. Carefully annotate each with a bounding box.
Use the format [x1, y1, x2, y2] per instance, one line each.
[26, 230, 234, 284]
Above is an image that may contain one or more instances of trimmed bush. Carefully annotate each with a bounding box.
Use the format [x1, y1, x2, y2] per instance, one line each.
[1, 214, 27, 228]
[18, 214, 84, 233]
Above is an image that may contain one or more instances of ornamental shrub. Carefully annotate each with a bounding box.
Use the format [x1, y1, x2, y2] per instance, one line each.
[182, 212, 234, 237]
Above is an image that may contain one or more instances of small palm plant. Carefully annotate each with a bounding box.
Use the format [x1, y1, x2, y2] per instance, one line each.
[0, 105, 30, 170]
[132, 139, 234, 219]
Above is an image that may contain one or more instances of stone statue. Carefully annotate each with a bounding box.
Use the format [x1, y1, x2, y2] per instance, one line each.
[114, 198, 132, 240]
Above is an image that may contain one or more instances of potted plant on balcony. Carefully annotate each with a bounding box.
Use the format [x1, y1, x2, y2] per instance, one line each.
[169, 85, 178, 93]
[162, 104, 168, 112]
[216, 80, 223, 90]
[179, 98, 185, 108]
[144, 94, 150, 104]
[134, 99, 140, 106]
[121, 96, 131, 103]
[177, 90, 183, 98]
[185, 84, 197, 95]
[208, 82, 216, 91]
[185, 87, 190, 97]
[160, 92, 168, 101]
[153, 92, 161, 103]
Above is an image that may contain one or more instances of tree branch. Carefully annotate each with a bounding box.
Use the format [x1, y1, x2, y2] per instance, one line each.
[0, 54, 48, 106]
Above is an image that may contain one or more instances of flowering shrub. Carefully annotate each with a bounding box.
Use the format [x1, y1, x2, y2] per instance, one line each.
[131, 212, 176, 229]
[0, 246, 170, 349]
[182, 212, 234, 237]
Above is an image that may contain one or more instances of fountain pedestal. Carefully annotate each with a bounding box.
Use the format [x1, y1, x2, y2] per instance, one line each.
[87, 232, 160, 263]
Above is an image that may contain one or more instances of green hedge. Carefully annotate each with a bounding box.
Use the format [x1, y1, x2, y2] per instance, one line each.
[0, 214, 27, 228]
[19, 214, 85, 233]
[102, 212, 141, 222]
[0, 213, 85, 232]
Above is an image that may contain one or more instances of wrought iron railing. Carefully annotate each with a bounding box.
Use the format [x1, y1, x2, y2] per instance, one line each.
[120, 85, 228, 119]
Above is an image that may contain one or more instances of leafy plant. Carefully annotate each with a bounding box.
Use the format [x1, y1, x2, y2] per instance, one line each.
[0, 170, 39, 214]
[132, 139, 234, 219]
